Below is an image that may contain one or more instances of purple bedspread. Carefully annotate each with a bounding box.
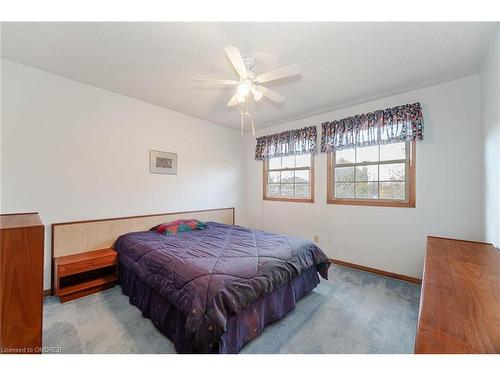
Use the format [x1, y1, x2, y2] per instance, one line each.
[114, 222, 330, 353]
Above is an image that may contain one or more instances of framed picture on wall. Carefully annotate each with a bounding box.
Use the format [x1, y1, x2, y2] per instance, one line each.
[149, 150, 177, 175]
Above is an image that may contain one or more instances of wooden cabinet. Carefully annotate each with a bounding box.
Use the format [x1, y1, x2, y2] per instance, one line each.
[415, 236, 500, 353]
[0, 213, 44, 354]
[54, 248, 117, 303]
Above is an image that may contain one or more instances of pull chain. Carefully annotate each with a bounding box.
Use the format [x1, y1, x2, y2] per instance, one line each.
[239, 98, 255, 137]
[239, 97, 255, 136]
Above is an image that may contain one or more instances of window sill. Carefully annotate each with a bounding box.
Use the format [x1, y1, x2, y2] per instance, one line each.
[327, 198, 415, 208]
[264, 197, 314, 204]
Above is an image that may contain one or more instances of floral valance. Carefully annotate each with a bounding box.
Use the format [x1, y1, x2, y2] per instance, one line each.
[255, 126, 317, 160]
[320, 102, 424, 152]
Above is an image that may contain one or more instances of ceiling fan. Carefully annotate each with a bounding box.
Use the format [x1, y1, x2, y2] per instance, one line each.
[195, 46, 302, 134]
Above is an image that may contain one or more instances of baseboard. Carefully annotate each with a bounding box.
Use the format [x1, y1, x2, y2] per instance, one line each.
[329, 258, 422, 284]
[43, 289, 51, 297]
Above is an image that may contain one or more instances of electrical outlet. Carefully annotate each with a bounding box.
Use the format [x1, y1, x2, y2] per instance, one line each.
[313, 235, 320, 243]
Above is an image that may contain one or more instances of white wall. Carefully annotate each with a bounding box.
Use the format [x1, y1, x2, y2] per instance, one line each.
[244, 75, 483, 279]
[1, 59, 245, 289]
[480, 25, 500, 248]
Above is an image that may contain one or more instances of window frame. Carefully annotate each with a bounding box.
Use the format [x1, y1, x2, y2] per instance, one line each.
[263, 153, 315, 203]
[327, 141, 416, 208]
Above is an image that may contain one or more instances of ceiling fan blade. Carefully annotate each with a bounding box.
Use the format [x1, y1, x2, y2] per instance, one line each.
[256, 85, 285, 103]
[224, 46, 248, 79]
[250, 86, 264, 101]
[255, 64, 302, 83]
[227, 93, 242, 107]
[194, 78, 239, 86]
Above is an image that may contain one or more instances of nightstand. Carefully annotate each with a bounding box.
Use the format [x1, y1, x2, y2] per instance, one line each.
[54, 248, 118, 303]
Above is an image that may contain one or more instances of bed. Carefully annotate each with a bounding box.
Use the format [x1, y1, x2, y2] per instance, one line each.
[114, 221, 330, 353]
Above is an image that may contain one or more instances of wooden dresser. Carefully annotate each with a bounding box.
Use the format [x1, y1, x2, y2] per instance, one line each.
[0, 213, 44, 354]
[415, 236, 500, 353]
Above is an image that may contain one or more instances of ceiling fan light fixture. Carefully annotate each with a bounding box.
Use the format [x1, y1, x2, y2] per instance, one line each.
[237, 82, 250, 98]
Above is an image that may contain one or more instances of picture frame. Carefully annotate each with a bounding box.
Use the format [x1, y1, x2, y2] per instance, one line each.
[149, 150, 177, 175]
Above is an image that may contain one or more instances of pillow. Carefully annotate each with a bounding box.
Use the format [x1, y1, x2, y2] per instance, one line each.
[152, 219, 207, 235]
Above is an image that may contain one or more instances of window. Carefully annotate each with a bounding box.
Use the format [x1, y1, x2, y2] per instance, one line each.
[263, 154, 314, 203]
[328, 141, 415, 207]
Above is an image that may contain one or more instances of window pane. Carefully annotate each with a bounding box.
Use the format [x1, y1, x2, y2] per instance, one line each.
[380, 182, 405, 200]
[268, 184, 280, 196]
[268, 157, 281, 170]
[380, 163, 405, 181]
[280, 170, 294, 183]
[380, 142, 406, 161]
[356, 145, 378, 163]
[355, 182, 378, 199]
[335, 167, 354, 182]
[295, 184, 310, 198]
[265, 154, 314, 201]
[335, 149, 355, 164]
[295, 154, 310, 168]
[294, 169, 310, 183]
[282, 155, 295, 169]
[329, 141, 411, 204]
[268, 171, 280, 183]
[335, 182, 354, 199]
[281, 184, 294, 197]
[355, 165, 378, 182]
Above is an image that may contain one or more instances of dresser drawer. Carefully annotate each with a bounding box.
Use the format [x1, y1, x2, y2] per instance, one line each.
[58, 253, 117, 277]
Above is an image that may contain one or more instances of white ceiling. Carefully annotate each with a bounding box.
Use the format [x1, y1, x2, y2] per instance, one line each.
[1, 22, 496, 129]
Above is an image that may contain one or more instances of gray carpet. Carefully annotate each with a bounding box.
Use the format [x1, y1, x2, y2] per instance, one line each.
[43, 265, 421, 354]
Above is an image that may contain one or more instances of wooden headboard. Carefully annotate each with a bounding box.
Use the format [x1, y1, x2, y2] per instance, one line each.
[51, 207, 235, 258]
